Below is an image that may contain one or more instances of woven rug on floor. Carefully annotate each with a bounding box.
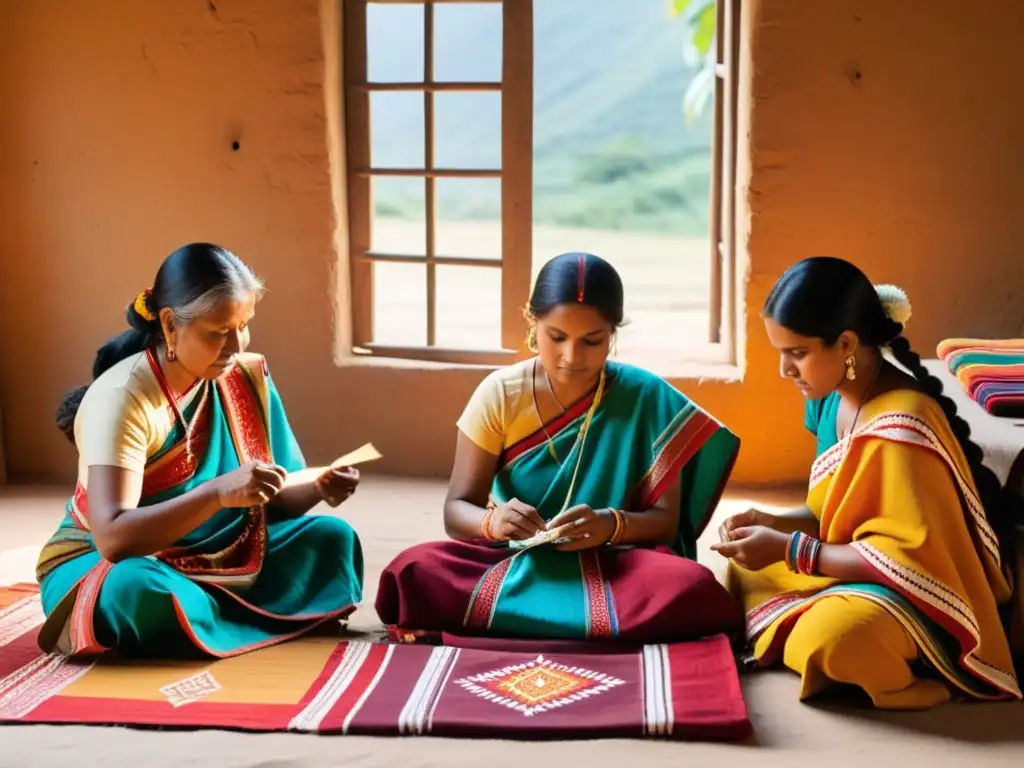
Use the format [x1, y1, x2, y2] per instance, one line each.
[0, 584, 751, 740]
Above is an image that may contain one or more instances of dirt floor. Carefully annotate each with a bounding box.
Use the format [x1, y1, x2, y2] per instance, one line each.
[1, 480, 1022, 767]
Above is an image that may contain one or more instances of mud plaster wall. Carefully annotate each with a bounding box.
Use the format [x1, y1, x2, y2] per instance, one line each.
[0, 0, 1022, 486]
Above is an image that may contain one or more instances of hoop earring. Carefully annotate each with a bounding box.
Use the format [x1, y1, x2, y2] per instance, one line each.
[844, 355, 856, 381]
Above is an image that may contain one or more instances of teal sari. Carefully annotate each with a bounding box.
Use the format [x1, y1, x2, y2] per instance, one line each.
[377, 361, 743, 643]
[36, 351, 363, 658]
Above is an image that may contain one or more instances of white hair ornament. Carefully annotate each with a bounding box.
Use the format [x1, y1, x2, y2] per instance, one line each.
[875, 283, 912, 327]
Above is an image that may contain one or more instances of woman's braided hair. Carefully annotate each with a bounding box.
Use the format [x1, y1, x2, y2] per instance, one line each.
[764, 257, 1020, 593]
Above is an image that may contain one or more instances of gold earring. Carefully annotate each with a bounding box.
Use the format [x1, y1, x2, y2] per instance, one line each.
[167, 347, 177, 362]
[526, 325, 538, 353]
[844, 355, 856, 380]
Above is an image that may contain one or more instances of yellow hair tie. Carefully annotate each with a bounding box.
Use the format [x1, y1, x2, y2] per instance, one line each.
[134, 289, 156, 322]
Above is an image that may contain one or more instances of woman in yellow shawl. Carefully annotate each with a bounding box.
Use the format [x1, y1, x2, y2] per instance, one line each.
[713, 257, 1020, 709]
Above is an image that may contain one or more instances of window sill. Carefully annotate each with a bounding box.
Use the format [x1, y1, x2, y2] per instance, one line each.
[614, 342, 743, 383]
[336, 348, 505, 373]
[659, 361, 743, 383]
[336, 348, 743, 383]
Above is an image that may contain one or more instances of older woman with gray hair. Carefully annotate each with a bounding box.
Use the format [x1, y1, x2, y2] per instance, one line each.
[38, 242, 363, 658]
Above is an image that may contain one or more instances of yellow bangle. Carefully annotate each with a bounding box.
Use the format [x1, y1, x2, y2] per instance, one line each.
[607, 509, 625, 546]
[481, 502, 497, 541]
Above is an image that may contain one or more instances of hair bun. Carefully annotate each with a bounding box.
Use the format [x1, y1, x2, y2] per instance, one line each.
[875, 283, 912, 327]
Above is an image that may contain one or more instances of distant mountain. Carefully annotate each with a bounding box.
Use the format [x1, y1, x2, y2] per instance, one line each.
[366, 0, 712, 235]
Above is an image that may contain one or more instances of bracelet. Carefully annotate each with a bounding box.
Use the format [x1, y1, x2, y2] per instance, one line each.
[785, 531, 822, 576]
[313, 472, 328, 501]
[606, 508, 625, 546]
[480, 502, 497, 542]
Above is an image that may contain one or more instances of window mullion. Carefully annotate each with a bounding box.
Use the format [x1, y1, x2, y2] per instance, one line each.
[500, 0, 533, 355]
[344, 0, 373, 347]
[424, 1, 437, 347]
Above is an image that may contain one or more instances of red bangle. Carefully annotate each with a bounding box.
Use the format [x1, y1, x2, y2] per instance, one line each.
[785, 531, 822, 576]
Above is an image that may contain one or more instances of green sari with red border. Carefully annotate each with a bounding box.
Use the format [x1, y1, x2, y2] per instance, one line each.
[36, 351, 363, 658]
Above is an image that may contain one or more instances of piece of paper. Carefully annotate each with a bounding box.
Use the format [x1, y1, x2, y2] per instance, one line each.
[507, 528, 572, 550]
[330, 442, 383, 468]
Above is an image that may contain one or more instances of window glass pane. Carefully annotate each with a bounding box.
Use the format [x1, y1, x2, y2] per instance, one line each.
[436, 178, 501, 260]
[434, 3, 502, 82]
[436, 266, 501, 349]
[367, 3, 424, 82]
[372, 262, 426, 346]
[434, 92, 501, 170]
[371, 176, 426, 255]
[370, 92, 424, 169]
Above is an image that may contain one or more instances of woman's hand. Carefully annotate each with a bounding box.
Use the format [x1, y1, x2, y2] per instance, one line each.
[710, 525, 789, 570]
[718, 507, 778, 544]
[487, 498, 546, 541]
[214, 461, 287, 508]
[546, 504, 616, 551]
[316, 466, 360, 507]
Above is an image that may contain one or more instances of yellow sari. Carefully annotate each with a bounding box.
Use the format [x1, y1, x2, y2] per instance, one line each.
[729, 389, 1020, 709]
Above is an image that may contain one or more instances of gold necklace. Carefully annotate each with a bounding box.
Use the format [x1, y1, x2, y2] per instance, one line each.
[543, 366, 568, 413]
[531, 359, 603, 466]
[842, 361, 883, 454]
[532, 360, 563, 461]
[557, 366, 607, 513]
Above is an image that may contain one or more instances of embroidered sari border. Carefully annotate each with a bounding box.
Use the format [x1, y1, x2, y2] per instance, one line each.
[628, 410, 721, 511]
[797, 409, 1018, 698]
[142, 389, 212, 498]
[579, 551, 617, 639]
[747, 583, 1018, 700]
[809, 411, 999, 565]
[463, 558, 513, 631]
[754, 405, 1021, 699]
[849, 542, 1019, 696]
[499, 371, 617, 469]
[68, 561, 114, 656]
[218, 361, 272, 465]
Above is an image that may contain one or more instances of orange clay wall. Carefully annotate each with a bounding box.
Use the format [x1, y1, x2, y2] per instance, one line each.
[1, 0, 1022, 485]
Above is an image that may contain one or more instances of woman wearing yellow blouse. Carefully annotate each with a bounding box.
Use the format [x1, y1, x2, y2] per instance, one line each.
[377, 252, 744, 643]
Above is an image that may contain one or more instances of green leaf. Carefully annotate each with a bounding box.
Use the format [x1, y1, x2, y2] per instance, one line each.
[691, 3, 716, 55]
[681, 0, 714, 24]
[683, 65, 714, 124]
[671, 0, 717, 121]
[669, 0, 693, 19]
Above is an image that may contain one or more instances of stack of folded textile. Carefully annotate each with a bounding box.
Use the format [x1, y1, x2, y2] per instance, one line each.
[936, 338, 1024, 417]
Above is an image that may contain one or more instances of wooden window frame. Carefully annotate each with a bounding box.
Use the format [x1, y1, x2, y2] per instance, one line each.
[343, 0, 739, 368]
[707, 0, 741, 364]
[343, 0, 532, 366]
